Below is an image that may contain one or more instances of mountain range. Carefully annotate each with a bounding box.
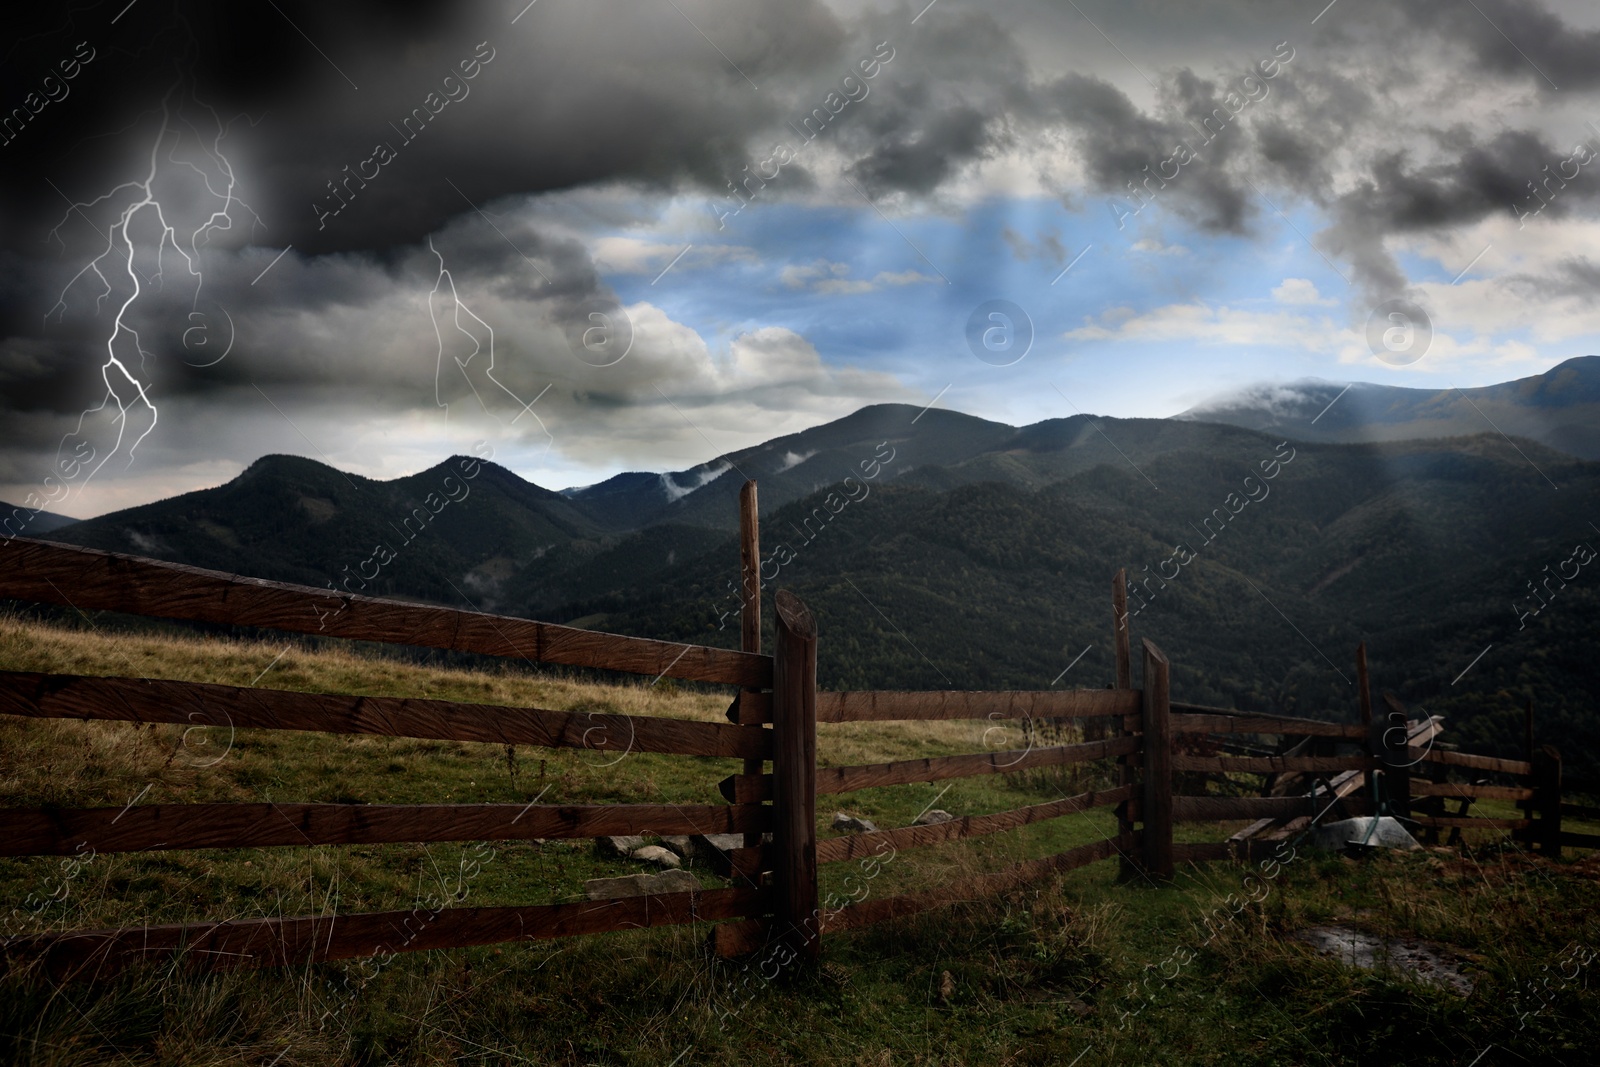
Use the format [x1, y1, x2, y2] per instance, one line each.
[12, 356, 1600, 780]
[1178, 355, 1600, 459]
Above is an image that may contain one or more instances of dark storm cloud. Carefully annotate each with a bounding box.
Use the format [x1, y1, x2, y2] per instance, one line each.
[2, 0, 850, 256]
[1398, 0, 1600, 91]
[833, 9, 1028, 199]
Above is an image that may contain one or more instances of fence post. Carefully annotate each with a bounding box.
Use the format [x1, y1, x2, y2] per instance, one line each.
[1525, 698, 1535, 764]
[1112, 569, 1132, 690]
[1355, 643, 1373, 735]
[772, 589, 819, 962]
[1112, 570, 1136, 878]
[1533, 744, 1562, 858]
[1140, 638, 1173, 880]
[738, 481, 765, 852]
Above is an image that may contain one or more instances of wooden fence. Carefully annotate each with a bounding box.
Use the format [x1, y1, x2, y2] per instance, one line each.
[0, 483, 1586, 980]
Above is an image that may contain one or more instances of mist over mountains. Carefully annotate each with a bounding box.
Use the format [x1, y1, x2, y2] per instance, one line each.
[10, 356, 1600, 779]
[1178, 356, 1600, 460]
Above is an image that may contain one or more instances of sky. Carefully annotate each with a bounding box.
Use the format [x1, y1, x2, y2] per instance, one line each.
[4, 0, 1600, 518]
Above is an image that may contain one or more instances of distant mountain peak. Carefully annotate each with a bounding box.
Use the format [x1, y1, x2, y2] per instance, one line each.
[1179, 356, 1600, 459]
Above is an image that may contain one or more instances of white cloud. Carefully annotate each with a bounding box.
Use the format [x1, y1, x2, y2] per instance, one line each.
[1272, 278, 1335, 306]
[1131, 238, 1188, 256]
[591, 236, 755, 274]
[1065, 301, 1363, 357]
[779, 259, 938, 294]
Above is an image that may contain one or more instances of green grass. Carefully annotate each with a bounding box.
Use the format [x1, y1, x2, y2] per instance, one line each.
[1, 611, 1598, 1065]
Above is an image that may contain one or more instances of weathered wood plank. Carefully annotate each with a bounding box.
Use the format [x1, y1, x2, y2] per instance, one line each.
[1410, 815, 1531, 831]
[1559, 802, 1600, 823]
[1141, 639, 1173, 880]
[816, 736, 1139, 797]
[1172, 795, 1373, 822]
[0, 671, 769, 760]
[1172, 754, 1375, 774]
[815, 785, 1136, 865]
[1559, 831, 1600, 850]
[1112, 569, 1132, 690]
[738, 481, 768, 851]
[0, 802, 768, 856]
[1408, 781, 1534, 802]
[727, 690, 771, 725]
[819, 835, 1131, 933]
[1170, 709, 1367, 739]
[709, 918, 768, 958]
[1415, 748, 1532, 776]
[814, 688, 1139, 724]
[772, 590, 819, 964]
[0, 538, 769, 687]
[0, 887, 764, 979]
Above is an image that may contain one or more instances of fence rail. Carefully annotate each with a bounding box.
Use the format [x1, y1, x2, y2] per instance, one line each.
[0, 802, 767, 856]
[0, 539, 768, 688]
[0, 670, 768, 759]
[0, 496, 1587, 981]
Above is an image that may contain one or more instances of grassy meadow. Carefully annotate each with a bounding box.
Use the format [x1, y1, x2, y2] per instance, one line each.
[0, 610, 1597, 1065]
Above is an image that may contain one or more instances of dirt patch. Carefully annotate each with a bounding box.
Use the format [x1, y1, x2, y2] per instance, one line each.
[1291, 924, 1475, 995]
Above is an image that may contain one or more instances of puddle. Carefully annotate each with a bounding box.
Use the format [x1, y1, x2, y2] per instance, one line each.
[1291, 925, 1475, 995]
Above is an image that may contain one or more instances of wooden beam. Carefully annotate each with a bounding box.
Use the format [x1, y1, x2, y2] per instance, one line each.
[1558, 802, 1600, 823]
[1356, 642, 1372, 733]
[1533, 745, 1562, 857]
[728, 690, 770, 725]
[1172, 754, 1375, 774]
[1558, 831, 1600, 851]
[815, 736, 1139, 796]
[814, 688, 1138, 724]
[0, 802, 768, 857]
[709, 918, 768, 958]
[1172, 795, 1373, 821]
[1416, 748, 1532, 776]
[1170, 710, 1367, 740]
[1112, 569, 1132, 690]
[819, 835, 1130, 934]
[771, 589, 819, 964]
[0, 538, 769, 688]
[1140, 639, 1173, 880]
[1525, 697, 1535, 764]
[0, 887, 764, 980]
[0, 671, 770, 760]
[739, 481, 762, 658]
[738, 480, 766, 852]
[815, 785, 1135, 864]
[1408, 781, 1534, 802]
[1410, 816, 1531, 831]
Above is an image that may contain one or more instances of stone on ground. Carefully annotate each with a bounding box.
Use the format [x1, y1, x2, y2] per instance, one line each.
[595, 835, 648, 857]
[832, 812, 878, 833]
[630, 844, 682, 869]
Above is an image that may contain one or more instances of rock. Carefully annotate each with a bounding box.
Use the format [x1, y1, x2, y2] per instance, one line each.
[914, 810, 955, 826]
[630, 844, 682, 869]
[584, 869, 700, 900]
[832, 812, 878, 834]
[595, 835, 648, 858]
[660, 835, 693, 859]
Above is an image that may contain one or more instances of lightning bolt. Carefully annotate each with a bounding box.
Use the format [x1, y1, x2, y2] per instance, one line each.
[427, 237, 553, 463]
[44, 81, 258, 499]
